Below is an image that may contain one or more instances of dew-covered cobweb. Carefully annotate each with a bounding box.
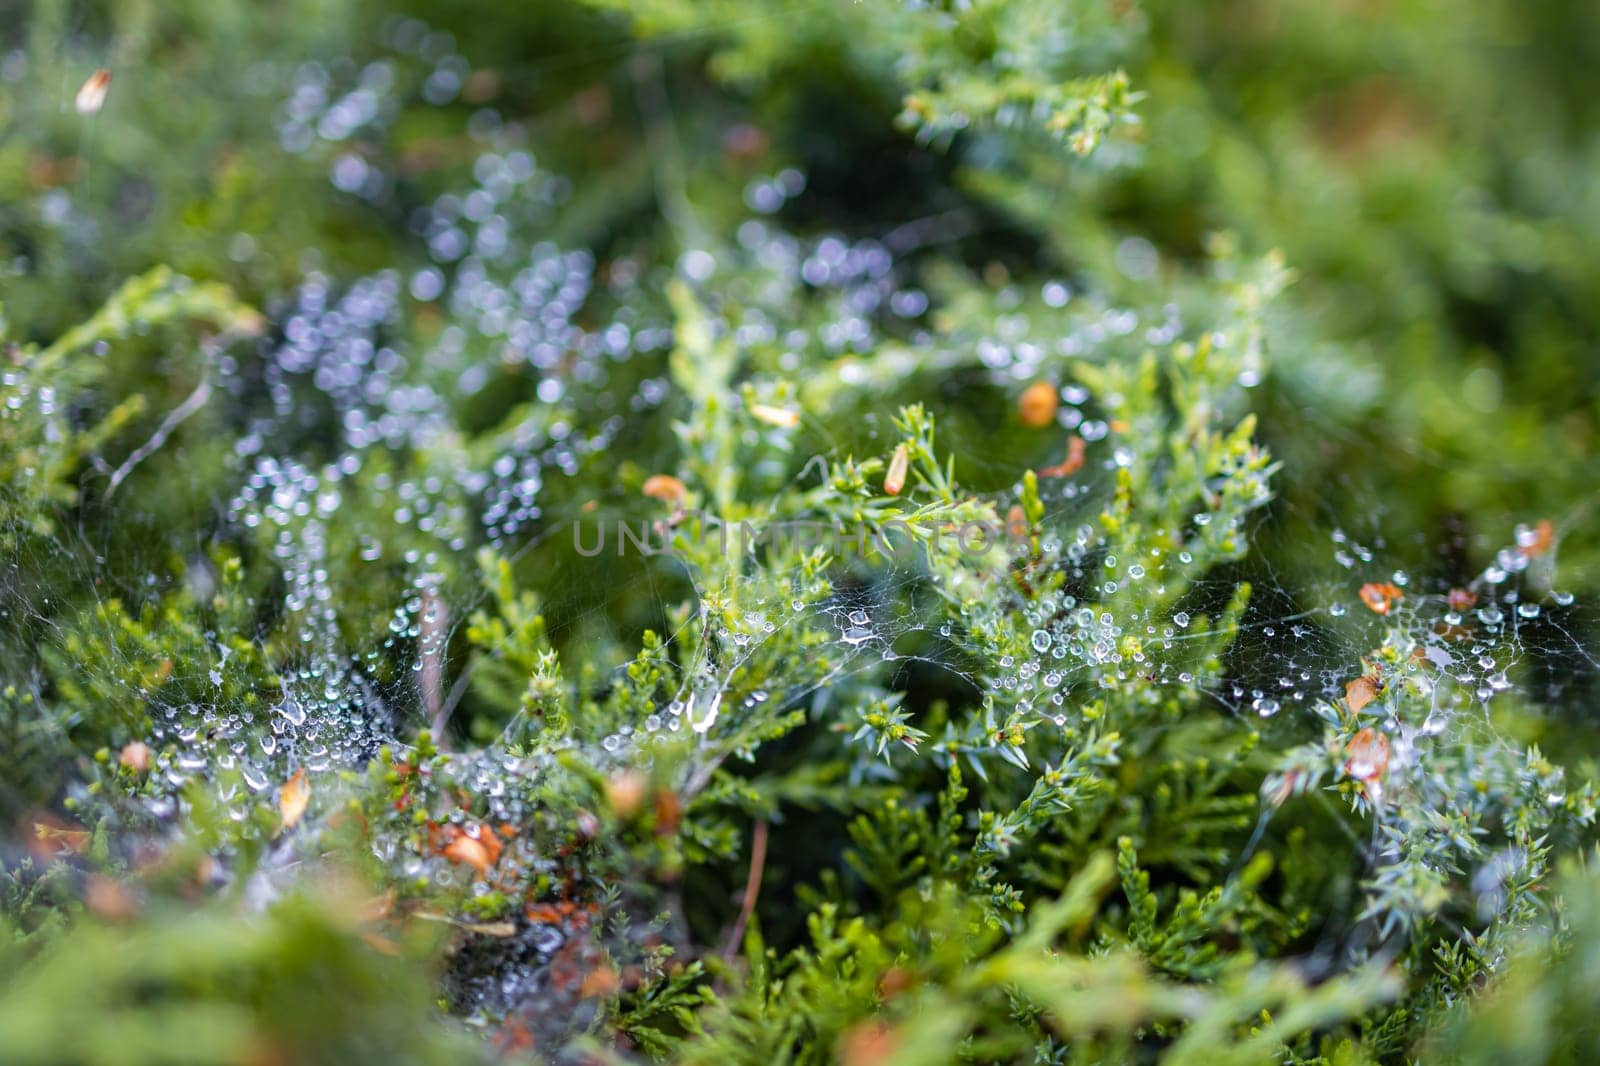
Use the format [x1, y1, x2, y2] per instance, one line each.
[6, 12, 1600, 1035]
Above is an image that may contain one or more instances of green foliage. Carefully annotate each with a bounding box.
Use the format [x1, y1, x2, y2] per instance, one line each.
[0, 883, 481, 1066]
[1, 0, 1598, 1062]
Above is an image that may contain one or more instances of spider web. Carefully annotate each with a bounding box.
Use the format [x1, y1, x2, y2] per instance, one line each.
[3, 13, 1599, 1032]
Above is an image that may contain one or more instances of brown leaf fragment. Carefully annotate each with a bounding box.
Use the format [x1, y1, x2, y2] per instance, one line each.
[641, 474, 687, 505]
[278, 769, 311, 833]
[840, 1021, 900, 1066]
[1359, 582, 1403, 615]
[1344, 727, 1390, 784]
[1017, 381, 1059, 428]
[1344, 674, 1381, 714]
[1519, 519, 1556, 558]
[75, 69, 111, 115]
[1038, 435, 1086, 478]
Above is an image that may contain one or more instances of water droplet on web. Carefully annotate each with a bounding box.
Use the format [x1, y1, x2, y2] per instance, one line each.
[1031, 629, 1052, 653]
[1253, 697, 1280, 718]
[687, 690, 723, 733]
[1173, 611, 1190, 629]
[841, 626, 873, 646]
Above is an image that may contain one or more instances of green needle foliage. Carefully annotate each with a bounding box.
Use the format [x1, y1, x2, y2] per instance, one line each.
[2, 0, 1599, 1063]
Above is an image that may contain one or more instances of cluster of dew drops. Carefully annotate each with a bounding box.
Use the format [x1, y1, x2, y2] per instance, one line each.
[1209, 522, 1582, 746]
[127, 13, 1027, 813]
[88, 15, 1565, 840]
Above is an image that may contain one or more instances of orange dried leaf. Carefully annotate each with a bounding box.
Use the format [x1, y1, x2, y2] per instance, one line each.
[478, 824, 504, 866]
[75, 69, 111, 115]
[1344, 727, 1390, 783]
[1017, 381, 1059, 428]
[579, 965, 621, 998]
[1344, 674, 1381, 714]
[523, 900, 597, 928]
[438, 822, 503, 878]
[883, 444, 909, 496]
[30, 816, 90, 858]
[641, 474, 687, 505]
[278, 769, 311, 833]
[1038, 435, 1086, 478]
[441, 834, 491, 876]
[1358, 582, 1403, 615]
[840, 1021, 900, 1066]
[1519, 519, 1556, 558]
[493, 1020, 536, 1055]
